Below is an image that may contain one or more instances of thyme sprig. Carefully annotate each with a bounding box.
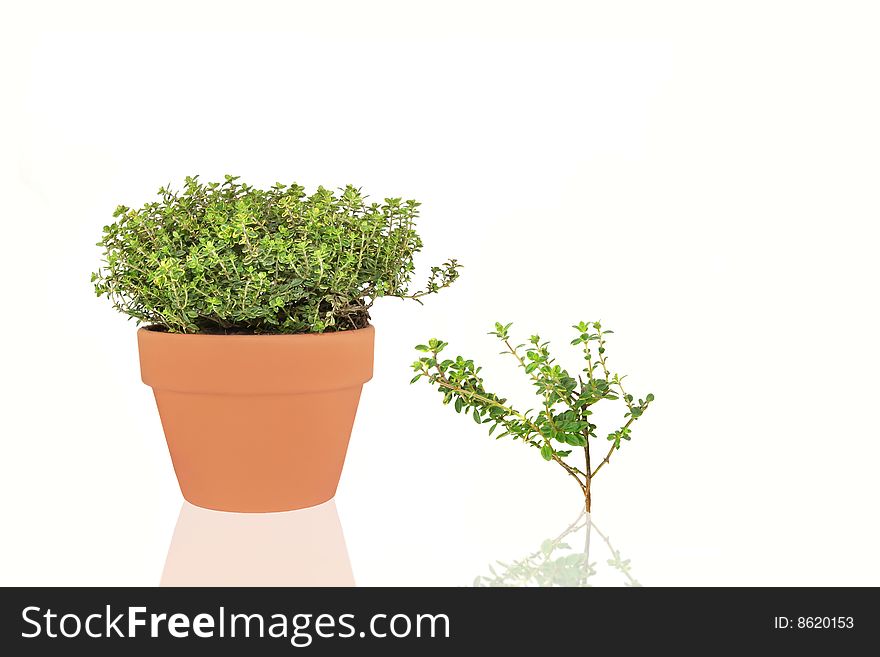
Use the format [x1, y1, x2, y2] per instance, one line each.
[411, 321, 654, 511]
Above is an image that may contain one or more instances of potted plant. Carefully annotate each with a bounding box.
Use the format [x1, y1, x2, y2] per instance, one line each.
[93, 175, 460, 512]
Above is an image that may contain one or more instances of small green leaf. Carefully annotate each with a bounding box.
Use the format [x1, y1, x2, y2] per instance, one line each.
[540, 445, 553, 460]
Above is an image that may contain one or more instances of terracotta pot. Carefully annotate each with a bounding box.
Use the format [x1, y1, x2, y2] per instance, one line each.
[138, 325, 374, 512]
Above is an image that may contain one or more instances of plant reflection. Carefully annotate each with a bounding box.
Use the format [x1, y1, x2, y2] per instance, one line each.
[473, 511, 640, 587]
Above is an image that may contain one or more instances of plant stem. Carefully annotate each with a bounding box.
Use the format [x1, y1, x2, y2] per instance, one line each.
[597, 330, 611, 380]
[583, 443, 592, 512]
[590, 415, 637, 478]
[590, 442, 616, 478]
[552, 455, 586, 494]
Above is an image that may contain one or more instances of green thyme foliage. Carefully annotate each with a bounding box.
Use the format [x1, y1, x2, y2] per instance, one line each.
[92, 175, 461, 333]
[411, 321, 654, 509]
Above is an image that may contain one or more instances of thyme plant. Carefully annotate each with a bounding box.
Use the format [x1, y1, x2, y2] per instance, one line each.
[92, 175, 460, 333]
[411, 322, 654, 512]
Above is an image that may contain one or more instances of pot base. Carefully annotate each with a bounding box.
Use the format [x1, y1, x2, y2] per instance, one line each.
[156, 387, 361, 513]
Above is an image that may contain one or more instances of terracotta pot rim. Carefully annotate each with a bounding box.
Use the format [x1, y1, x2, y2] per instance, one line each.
[138, 324, 374, 339]
[138, 323, 374, 394]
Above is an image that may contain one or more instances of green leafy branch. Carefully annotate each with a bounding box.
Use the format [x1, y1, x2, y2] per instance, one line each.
[411, 321, 654, 512]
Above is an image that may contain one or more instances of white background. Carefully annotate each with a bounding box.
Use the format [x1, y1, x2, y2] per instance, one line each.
[1, 0, 879, 586]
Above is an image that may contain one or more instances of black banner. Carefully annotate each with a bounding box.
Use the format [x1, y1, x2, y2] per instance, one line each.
[0, 587, 873, 654]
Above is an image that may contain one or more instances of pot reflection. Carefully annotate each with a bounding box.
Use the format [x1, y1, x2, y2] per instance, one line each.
[161, 500, 354, 586]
